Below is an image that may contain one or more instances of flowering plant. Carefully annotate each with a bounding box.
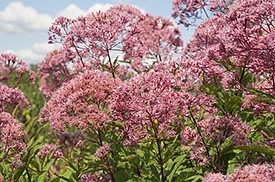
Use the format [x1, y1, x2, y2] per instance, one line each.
[0, 1, 274, 181]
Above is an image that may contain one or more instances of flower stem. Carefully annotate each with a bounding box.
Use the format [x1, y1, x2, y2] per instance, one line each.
[97, 129, 116, 182]
[188, 109, 210, 157]
[148, 114, 165, 182]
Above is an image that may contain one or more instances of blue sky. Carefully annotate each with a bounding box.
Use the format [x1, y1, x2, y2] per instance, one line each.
[0, 0, 195, 64]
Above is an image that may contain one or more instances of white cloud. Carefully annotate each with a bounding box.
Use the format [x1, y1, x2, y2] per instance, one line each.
[57, 4, 86, 19]
[87, 3, 113, 13]
[5, 49, 43, 64]
[0, 21, 18, 33]
[0, 2, 112, 34]
[0, 2, 149, 65]
[4, 43, 61, 64]
[32, 43, 60, 54]
[0, 2, 114, 64]
[0, 2, 52, 33]
[57, 3, 113, 19]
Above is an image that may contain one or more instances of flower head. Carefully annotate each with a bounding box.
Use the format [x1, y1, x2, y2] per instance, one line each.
[0, 112, 27, 157]
[37, 144, 56, 158]
[203, 163, 275, 182]
[95, 144, 110, 160]
[0, 83, 29, 113]
[39, 70, 119, 132]
[112, 71, 183, 145]
[0, 53, 35, 84]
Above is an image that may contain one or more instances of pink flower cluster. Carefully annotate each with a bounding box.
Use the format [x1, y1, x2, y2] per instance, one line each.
[199, 115, 251, 145]
[95, 144, 110, 160]
[181, 115, 251, 165]
[172, 0, 229, 26]
[38, 49, 76, 97]
[54, 149, 63, 159]
[111, 71, 183, 145]
[39, 70, 119, 132]
[10, 152, 24, 168]
[81, 173, 111, 182]
[203, 163, 275, 182]
[43, 4, 182, 89]
[0, 53, 31, 166]
[0, 83, 29, 113]
[178, 0, 274, 114]
[0, 53, 35, 83]
[0, 112, 26, 154]
[0, 53, 32, 112]
[122, 15, 182, 67]
[37, 144, 56, 158]
[48, 16, 74, 44]
[37, 143, 63, 159]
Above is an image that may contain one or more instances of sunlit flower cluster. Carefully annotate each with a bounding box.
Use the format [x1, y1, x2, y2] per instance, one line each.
[39, 70, 119, 132]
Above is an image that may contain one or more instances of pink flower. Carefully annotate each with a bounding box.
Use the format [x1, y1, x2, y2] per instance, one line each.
[76, 140, 83, 147]
[172, 0, 228, 26]
[81, 173, 111, 182]
[204, 163, 275, 182]
[0, 112, 26, 167]
[111, 71, 183, 145]
[38, 49, 76, 97]
[45, 4, 182, 82]
[228, 164, 275, 182]
[199, 115, 251, 145]
[10, 152, 24, 168]
[203, 172, 227, 182]
[54, 149, 63, 159]
[0, 83, 29, 112]
[0, 53, 35, 84]
[37, 144, 56, 158]
[0, 112, 26, 152]
[123, 14, 183, 71]
[39, 70, 119, 132]
[181, 126, 197, 146]
[95, 144, 110, 160]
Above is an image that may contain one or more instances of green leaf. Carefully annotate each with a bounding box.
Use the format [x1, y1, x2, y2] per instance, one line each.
[27, 136, 43, 149]
[234, 145, 275, 156]
[36, 159, 55, 181]
[245, 88, 275, 104]
[13, 167, 25, 182]
[238, 110, 254, 123]
[56, 170, 73, 182]
[227, 160, 237, 174]
[166, 155, 187, 182]
[232, 149, 242, 154]
[115, 170, 130, 181]
[185, 174, 203, 182]
[37, 171, 48, 182]
[62, 170, 73, 179]
[150, 164, 159, 180]
[135, 149, 145, 158]
[29, 159, 41, 171]
[25, 116, 38, 133]
[49, 178, 60, 182]
[68, 161, 78, 173]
